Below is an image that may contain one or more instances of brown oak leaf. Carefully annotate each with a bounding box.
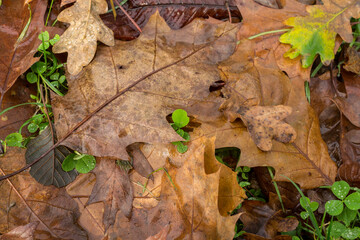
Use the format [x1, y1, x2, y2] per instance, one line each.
[86, 159, 133, 231]
[221, 104, 296, 151]
[53, 0, 114, 75]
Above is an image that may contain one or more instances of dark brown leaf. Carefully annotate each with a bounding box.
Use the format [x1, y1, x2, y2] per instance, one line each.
[0, 0, 60, 102]
[101, 0, 241, 40]
[334, 71, 360, 127]
[0, 79, 36, 140]
[87, 159, 133, 230]
[239, 194, 298, 239]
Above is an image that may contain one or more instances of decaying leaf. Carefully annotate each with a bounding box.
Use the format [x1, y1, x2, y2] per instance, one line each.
[101, 0, 241, 40]
[334, 71, 360, 127]
[344, 46, 360, 74]
[239, 194, 298, 239]
[52, 11, 238, 160]
[145, 225, 170, 240]
[280, 0, 360, 67]
[0, 222, 38, 240]
[25, 125, 78, 187]
[0, 0, 60, 102]
[108, 137, 246, 239]
[338, 129, 360, 188]
[0, 148, 87, 239]
[52, 0, 115, 75]
[86, 159, 133, 231]
[221, 104, 297, 151]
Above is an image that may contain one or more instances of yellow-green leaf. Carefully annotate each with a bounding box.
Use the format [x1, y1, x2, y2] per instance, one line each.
[280, 0, 360, 68]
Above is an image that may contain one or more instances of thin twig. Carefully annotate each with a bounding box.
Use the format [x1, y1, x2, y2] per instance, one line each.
[0, 45, 207, 181]
[114, 0, 142, 33]
[225, 0, 232, 23]
[39, 84, 55, 140]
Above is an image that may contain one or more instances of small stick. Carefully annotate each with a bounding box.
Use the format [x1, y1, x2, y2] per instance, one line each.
[114, 0, 142, 33]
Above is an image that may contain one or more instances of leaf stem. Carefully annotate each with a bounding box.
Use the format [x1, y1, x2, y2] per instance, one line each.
[248, 29, 290, 40]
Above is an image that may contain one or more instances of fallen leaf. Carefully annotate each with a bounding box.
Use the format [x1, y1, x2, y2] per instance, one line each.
[344, 46, 360, 74]
[338, 128, 360, 187]
[209, 40, 337, 188]
[0, 0, 60, 102]
[280, 0, 360, 67]
[309, 71, 341, 163]
[239, 193, 298, 238]
[86, 159, 133, 231]
[0, 147, 87, 239]
[145, 224, 170, 240]
[108, 137, 246, 239]
[0, 222, 38, 240]
[52, 11, 238, 160]
[25, 125, 78, 187]
[220, 104, 297, 151]
[66, 173, 106, 239]
[101, 0, 241, 40]
[52, 0, 115, 75]
[0, 79, 36, 140]
[334, 71, 360, 127]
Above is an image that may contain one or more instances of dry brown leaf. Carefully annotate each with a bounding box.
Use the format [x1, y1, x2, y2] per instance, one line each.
[86, 159, 133, 231]
[344, 46, 360, 74]
[108, 137, 246, 239]
[145, 224, 170, 240]
[220, 104, 297, 151]
[200, 39, 336, 188]
[0, 148, 87, 239]
[52, 0, 114, 75]
[52, 11, 239, 160]
[0, 222, 38, 240]
[66, 173, 106, 239]
[0, 0, 60, 101]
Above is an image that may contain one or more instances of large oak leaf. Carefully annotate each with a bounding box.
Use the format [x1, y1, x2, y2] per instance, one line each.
[86, 159, 133, 231]
[52, 12, 238, 159]
[108, 137, 246, 239]
[191, 39, 337, 188]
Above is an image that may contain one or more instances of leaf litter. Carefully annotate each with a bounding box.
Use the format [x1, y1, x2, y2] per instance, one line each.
[1, 0, 360, 238]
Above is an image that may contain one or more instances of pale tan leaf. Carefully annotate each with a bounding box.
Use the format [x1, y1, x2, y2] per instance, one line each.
[53, 0, 114, 75]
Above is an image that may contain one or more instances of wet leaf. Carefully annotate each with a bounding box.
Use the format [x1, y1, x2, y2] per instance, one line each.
[0, 80, 36, 140]
[0, 0, 61, 100]
[52, 12, 238, 160]
[280, 0, 360, 67]
[239, 194, 298, 238]
[101, 0, 241, 40]
[87, 159, 133, 230]
[25, 126, 78, 187]
[53, 0, 115, 75]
